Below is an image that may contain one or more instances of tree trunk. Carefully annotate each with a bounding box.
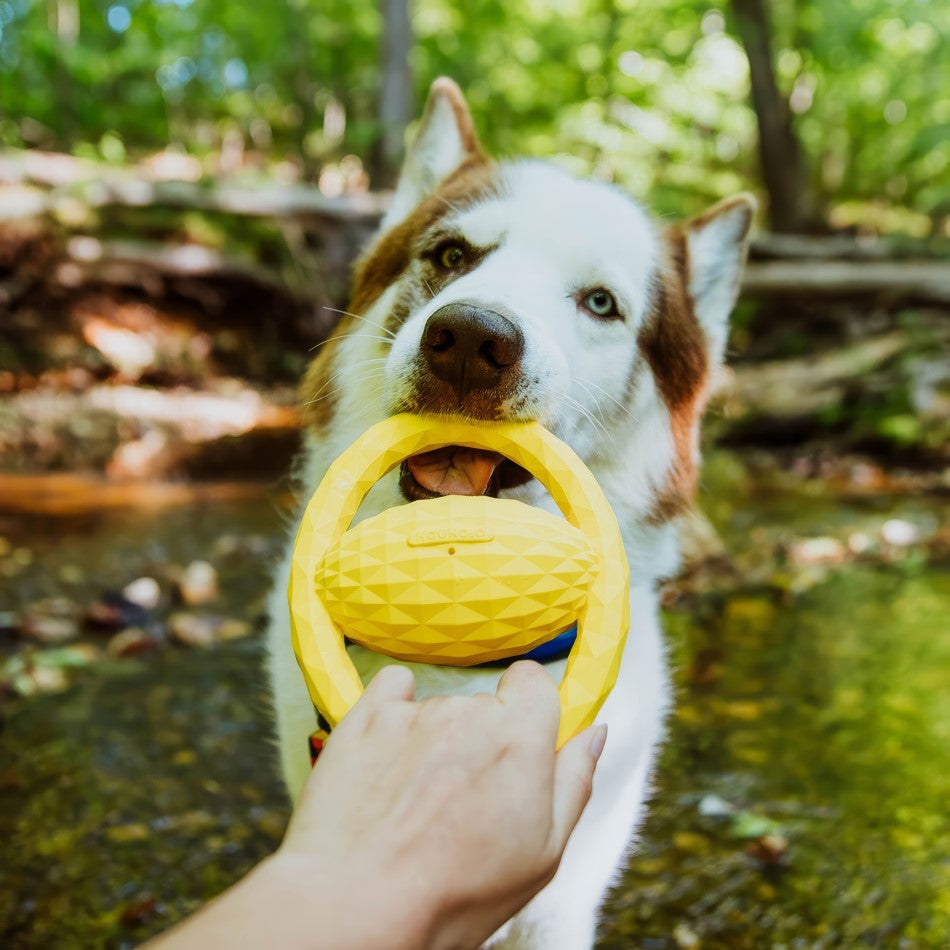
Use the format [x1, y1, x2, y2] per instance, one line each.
[372, 0, 413, 187]
[730, 0, 818, 233]
[46, 0, 80, 147]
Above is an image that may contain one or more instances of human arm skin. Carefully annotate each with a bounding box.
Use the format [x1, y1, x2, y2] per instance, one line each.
[150, 661, 606, 950]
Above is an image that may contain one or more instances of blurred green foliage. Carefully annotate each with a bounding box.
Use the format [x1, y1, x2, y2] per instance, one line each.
[0, 0, 946, 228]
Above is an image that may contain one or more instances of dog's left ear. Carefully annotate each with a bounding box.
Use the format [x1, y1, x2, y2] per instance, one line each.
[382, 77, 485, 230]
[684, 194, 757, 361]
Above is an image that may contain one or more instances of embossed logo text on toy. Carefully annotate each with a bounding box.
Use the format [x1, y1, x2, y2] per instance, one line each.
[406, 526, 496, 547]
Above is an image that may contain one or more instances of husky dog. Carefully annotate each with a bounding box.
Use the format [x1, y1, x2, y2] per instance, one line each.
[267, 78, 754, 948]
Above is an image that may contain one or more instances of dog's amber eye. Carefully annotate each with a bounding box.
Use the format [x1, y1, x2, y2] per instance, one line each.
[437, 243, 466, 269]
[583, 289, 619, 319]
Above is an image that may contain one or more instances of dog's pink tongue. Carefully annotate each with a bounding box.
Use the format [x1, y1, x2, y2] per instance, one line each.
[407, 447, 504, 496]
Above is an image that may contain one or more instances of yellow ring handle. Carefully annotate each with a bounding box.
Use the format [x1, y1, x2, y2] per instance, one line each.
[288, 413, 630, 748]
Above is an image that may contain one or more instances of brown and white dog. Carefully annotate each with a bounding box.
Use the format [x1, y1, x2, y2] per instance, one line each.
[267, 78, 754, 948]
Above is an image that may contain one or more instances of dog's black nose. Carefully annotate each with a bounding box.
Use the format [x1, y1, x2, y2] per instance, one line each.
[422, 304, 524, 399]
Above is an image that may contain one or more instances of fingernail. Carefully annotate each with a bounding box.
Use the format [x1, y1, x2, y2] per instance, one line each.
[588, 724, 608, 762]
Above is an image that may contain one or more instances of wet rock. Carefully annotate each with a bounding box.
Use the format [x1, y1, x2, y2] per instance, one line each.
[168, 612, 217, 648]
[673, 831, 712, 855]
[106, 823, 150, 843]
[166, 613, 251, 646]
[3, 644, 99, 695]
[120, 896, 158, 928]
[122, 576, 162, 610]
[57, 564, 84, 584]
[880, 518, 919, 547]
[212, 533, 274, 558]
[673, 922, 701, 949]
[85, 592, 149, 631]
[0, 767, 26, 791]
[8, 663, 69, 696]
[711, 699, 765, 721]
[159, 809, 216, 834]
[723, 596, 777, 628]
[19, 597, 81, 643]
[105, 429, 176, 480]
[746, 833, 790, 867]
[730, 810, 784, 840]
[214, 619, 253, 641]
[177, 560, 219, 605]
[107, 627, 162, 658]
[628, 855, 673, 877]
[788, 536, 848, 566]
[686, 647, 724, 686]
[698, 793, 736, 819]
[848, 531, 875, 555]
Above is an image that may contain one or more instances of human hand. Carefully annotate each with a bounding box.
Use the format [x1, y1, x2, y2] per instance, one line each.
[274, 661, 607, 950]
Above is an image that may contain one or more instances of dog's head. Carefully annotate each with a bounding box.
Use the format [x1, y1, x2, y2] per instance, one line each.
[303, 79, 754, 544]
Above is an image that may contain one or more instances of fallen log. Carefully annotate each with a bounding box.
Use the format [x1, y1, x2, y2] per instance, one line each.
[717, 331, 908, 421]
[742, 259, 950, 304]
[711, 323, 950, 458]
[0, 149, 387, 222]
[749, 232, 897, 260]
[61, 236, 297, 297]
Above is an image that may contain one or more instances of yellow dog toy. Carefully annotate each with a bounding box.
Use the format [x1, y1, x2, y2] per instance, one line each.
[289, 414, 629, 748]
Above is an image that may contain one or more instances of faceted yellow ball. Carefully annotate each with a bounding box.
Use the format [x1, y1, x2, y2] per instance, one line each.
[317, 494, 597, 665]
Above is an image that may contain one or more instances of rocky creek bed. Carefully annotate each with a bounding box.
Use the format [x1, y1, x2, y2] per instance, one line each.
[0, 452, 948, 948]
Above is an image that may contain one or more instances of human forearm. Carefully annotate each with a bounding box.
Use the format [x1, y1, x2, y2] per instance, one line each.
[149, 851, 435, 950]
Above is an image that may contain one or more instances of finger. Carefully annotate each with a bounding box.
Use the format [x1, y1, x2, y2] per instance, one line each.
[362, 663, 416, 703]
[549, 724, 606, 850]
[496, 660, 559, 714]
[336, 664, 416, 738]
[496, 660, 560, 746]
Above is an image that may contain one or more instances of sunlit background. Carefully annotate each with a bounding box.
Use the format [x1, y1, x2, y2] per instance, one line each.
[1, 0, 947, 232]
[1, 1, 948, 947]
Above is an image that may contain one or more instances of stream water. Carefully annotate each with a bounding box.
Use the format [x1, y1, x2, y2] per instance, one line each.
[0, 461, 947, 948]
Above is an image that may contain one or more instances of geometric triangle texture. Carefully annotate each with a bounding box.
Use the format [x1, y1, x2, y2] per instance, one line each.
[317, 494, 597, 665]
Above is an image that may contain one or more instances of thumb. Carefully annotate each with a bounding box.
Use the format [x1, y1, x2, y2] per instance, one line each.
[550, 724, 606, 850]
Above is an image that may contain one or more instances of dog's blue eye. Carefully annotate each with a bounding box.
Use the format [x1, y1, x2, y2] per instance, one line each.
[583, 289, 618, 318]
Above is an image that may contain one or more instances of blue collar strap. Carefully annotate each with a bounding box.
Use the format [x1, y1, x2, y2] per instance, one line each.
[482, 623, 577, 665]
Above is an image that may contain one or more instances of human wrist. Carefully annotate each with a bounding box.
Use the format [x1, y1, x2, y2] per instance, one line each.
[262, 849, 441, 950]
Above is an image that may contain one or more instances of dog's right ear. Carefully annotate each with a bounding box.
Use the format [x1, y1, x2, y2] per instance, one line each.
[382, 78, 485, 230]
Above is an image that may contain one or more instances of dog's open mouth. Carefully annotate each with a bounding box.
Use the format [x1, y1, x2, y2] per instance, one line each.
[400, 446, 533, 501]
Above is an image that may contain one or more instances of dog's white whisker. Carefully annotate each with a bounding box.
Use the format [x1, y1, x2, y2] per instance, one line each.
[307, 336, 334, 354]
[574, 376, 632, 417]
[562, 393, 609, 438]
[571, 381, 611, 427]
[308, 335, 393, 354]
[303, 359, 389, 407]
[321, 306, 398, 340]
[434, 194, 464, 214]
